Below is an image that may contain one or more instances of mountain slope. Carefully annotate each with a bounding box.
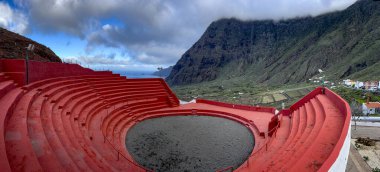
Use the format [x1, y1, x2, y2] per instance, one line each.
[0, 27, 61, 62]
[152, 66, 173, 77]
[167, 0, 380, 86]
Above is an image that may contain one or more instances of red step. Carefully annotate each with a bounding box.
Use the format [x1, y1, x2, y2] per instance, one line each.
[0, 81, 17, 98]
[0, 88, 23, 172]
[5, 90, 42, 171]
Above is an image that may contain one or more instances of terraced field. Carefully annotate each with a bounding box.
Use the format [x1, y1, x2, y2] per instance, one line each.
[172, 81, 317, 109]
[284, 90, 302, 98]
[255, 87, 317, 106]
[272, 93, 287, 102]
[261, 95, 274, 104]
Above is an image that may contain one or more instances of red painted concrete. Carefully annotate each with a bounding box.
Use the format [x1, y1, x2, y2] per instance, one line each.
[0, 59, 107, 85]
[0, 60, 2, 72]
[0, 59, 26, 72]
[0, 59, 350, 172]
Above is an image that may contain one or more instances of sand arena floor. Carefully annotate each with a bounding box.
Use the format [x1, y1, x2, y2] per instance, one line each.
[126, 115, 254, 172]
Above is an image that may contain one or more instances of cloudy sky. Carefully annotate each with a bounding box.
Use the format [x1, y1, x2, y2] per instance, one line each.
[0, 0, 357, 72]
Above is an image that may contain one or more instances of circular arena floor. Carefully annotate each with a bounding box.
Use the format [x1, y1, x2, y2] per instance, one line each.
[126, 115, 254, 172]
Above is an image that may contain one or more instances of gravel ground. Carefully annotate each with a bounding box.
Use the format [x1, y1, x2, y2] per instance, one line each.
[346, 143, 372, 172]
[348, 125, 380, 171]
[351, 139, 380, 170]
[126, 115, 254, 172]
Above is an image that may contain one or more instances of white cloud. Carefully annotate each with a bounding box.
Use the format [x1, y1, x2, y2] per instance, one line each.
[102, 24, 112, 31]
[12, 0, 358, 66]
[0, 2, 28, 34]
[132, 42, 188, 65]
[62, 55, 159, 72]
[63, 53, 130, 65]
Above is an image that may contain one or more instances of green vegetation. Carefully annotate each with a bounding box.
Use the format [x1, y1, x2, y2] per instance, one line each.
[363, 156, 369, 162]
[167, 0, 380, 86]
[168, 1, 380, 109]
[355, 142, 362, 149]
[331, 87, 380, 104]
[172, 79, 317, 109]
[171, 78, 266, 105]
[272, 94, 287, 102]
[172, 79, 379, 111]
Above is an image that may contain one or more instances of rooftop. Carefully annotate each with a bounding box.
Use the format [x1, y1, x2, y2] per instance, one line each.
[364, 102, 380, 108]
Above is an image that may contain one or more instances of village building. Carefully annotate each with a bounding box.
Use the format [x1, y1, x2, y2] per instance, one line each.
[343, 79, 355, 87]
[362, 102, 380, 115]
[364, 81, 379, 90]
[354, 81, 364, 89]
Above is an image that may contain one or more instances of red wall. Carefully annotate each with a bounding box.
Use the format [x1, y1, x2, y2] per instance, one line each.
[0, 59, 95, 85]
[0, 59, 26, 85]
[1, 59, 26, 72]
[28, 61, 94, 83]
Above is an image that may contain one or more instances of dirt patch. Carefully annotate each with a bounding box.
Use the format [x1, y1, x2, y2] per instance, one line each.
[356, 137, 376, 146]
[351, 139, 380, 170]
[126, 115, 254, 172]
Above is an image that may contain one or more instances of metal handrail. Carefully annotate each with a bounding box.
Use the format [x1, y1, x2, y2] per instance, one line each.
[216, 166, 234, 172]
[237, 114, 282, 170]
[99, 102, 154, 172]
[102, 133, 154, 172]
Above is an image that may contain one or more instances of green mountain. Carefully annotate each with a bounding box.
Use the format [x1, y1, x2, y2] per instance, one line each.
[167, 0, 380, 86]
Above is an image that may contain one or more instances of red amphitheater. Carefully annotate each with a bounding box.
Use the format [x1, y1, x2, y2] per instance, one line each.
[0, 59, 351, 172]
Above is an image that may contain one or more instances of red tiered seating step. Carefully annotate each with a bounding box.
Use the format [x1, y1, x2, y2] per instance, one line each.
[0, 59, 351, 172]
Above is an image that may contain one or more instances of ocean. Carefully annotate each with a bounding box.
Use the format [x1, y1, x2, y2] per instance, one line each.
[111, 70, 160, 79]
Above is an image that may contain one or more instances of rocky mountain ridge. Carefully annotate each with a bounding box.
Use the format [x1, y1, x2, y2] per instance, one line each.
[167, 0, 380, 86]
[0, 27, 61, 62]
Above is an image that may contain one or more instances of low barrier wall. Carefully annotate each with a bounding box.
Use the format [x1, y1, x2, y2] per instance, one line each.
[28, 61, 94, 83]
[196, 99, 276, 114]
[0, 59, 96, 85]
[1, 59, 25, 72]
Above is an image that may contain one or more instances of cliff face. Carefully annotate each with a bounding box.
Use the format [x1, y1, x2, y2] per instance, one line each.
[0, 28, 61, 62]
[167, 0, 380, 86]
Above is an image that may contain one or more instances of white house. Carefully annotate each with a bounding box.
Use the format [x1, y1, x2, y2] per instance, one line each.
[354, 81, 364, 89]
[362, 102, 380, 115]
[343, 79, 354, 87]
